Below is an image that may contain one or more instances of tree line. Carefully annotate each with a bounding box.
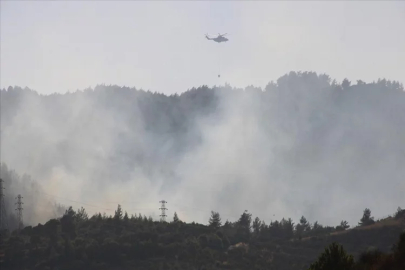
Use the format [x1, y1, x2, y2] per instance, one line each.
[1, 203, 404, 269]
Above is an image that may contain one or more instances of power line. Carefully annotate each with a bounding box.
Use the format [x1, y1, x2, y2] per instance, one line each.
[37, 189, 241, 222]
[36, 191, 161, 215]
[33, 189, 264, 224]
[171, 203, 239, 219]
[39, 191, 114, 211]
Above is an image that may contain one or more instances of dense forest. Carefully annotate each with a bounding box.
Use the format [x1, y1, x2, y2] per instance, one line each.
[0, 203, 404, 270]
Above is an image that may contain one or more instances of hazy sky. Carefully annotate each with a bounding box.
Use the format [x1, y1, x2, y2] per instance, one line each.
[1, 1, 405, 95]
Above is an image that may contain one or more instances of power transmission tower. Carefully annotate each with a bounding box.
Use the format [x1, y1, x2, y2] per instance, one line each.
[15, 195, 24, 232]
[159, 200, 167, 222]
[0, 179, 8, 230]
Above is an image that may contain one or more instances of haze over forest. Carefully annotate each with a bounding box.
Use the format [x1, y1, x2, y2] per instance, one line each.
[1, 72, 404, 229]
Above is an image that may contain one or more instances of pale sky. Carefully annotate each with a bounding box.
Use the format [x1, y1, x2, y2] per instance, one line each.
[1, 1, 404, 95]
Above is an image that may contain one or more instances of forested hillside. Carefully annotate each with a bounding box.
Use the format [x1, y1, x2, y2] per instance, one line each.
[1, 72, 404, 228]
[1, 71, 405, 269]
[1, 204, 404, 270]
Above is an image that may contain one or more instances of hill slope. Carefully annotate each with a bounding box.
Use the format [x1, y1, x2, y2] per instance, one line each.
[1, 72, 405, 228]
[1, 207, 404, 270]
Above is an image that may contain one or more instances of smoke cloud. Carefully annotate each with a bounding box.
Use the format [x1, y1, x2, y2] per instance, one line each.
[1, 73, 404, 229]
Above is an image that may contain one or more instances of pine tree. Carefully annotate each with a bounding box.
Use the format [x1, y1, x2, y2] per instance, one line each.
[313, 221, 321, 231]
[342, 78, 351, 90]
[238, 210, 252, 230]
[209, 211, 222, 229]
[296, 216, 310, 239]
[123, 211, 129, 222]
[300, 216, 310, 231]
[173, 212, 180, 223]
[252, 217, 261, 235]
[76, 207, 88, 223]
[394, 207, 405, 219]
[65, 206, 76, 218]
[60, 212, 76, 239]
[223, 220, 232, 229]
[336, 220, 350, 231]
[359, 208, 375, 226]
[309, 242, 355, 270]
[281, 218, 295, 238]
[260, 220, 267, 232]
[114, 204, 123, 221]
[236, 210, 252, 241]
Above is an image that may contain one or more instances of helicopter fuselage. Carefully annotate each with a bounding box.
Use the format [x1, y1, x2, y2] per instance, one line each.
[212, 36, 228, 43]
[206, 35, 228, 43]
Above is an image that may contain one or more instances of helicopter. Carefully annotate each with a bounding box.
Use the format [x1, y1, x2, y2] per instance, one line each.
[205, 33, 228, 43]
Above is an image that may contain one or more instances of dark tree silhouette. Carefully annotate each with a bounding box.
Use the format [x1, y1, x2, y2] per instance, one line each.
[342, 78, 351, 90]
[173, 212, 180, 223]
[359, 208, 375, 226]
[296, 216, 310, 239]
[75, 207, 88, 223]
[394, 207, 405, 220]
[60, 211, 76, 239]
[114, 204, 123, 221]
[308, 242, 355, 270]
[336, 220, 350, 231]
[236, 210, 252, 242]
[252, 217, 261, 236]
[123, 211, 129, 222]
[237, 210, 252, 231]
[208, 211, 222, 229]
